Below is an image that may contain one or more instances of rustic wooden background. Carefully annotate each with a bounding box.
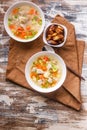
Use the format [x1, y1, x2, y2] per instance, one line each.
[0, 0, 87, 130]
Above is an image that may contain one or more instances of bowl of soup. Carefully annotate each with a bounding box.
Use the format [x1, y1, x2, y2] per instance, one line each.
[4, 1, 45, 42]
[25, 51, 67, 93]
[43, 23, 67, 47]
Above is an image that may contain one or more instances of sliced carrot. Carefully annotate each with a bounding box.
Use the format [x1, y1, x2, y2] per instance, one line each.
[17, 27, 24, 32]
[41, 65, 47, 71]
[9, 24, 16, 29]
[28, 8, 35, 15]
[15, 29, 26, 39]
[12, 8, 19, 14]
[52, 72, 57, 76]
[30, 72, 36, 78]
[20, 31, 27, 39]
[43, 56, 49, 61]
[15, 32, 20, 37]
[39, 74, 44, 80]
[26, 26, 31, 31]
[36, 64, 42, 69]
[51, 80, 57, 86]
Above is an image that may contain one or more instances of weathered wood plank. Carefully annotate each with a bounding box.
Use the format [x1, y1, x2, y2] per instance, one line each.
[0, 0, 87, 130]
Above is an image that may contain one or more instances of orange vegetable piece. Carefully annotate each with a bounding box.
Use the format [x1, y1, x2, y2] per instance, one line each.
[26, 26, 31, 31]
[17, 27, 24, 32]
[41, 65, 47, 71]
[52, 72, 57, 76]
[15, 27, 27, 39]
[52, 80, 57, 86]
[12, 8, 19, 14]
[20, 31, 26, 39]
[28, 8, 35, 15]
[39, 74, 44, 80]
[30, 72, 36, 78]
[36, 64, 42, 69]
[43, 56, 49, 61]
[9, 24, 16, 29]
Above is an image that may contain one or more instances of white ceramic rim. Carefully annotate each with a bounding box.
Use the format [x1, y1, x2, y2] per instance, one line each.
[25, 51, 67, 93]
[4, 1, 45, 42]
[43, 23, 67, 47]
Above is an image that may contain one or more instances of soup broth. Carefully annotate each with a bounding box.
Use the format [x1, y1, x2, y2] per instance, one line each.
[30, 55, 62, 88]
[8, 5, 42, 39]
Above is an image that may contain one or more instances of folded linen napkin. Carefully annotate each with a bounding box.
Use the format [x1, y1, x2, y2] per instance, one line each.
[6, 15, 85, 110]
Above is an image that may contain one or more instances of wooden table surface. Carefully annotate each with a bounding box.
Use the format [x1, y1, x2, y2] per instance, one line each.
[0, 0, 87, 130]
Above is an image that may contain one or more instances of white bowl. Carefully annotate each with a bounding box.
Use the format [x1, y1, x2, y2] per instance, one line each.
[43, 23, 67, 47]
[25, 51, 67, 93]
[4, 1, 45, 42]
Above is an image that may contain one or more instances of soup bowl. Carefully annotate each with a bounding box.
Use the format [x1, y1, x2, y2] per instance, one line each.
[43, 23, 67, 47]
[4, 1, 45, 42]
[25, 50, 67, 93]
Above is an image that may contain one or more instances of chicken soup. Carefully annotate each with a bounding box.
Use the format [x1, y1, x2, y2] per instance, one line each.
[8, 5, 42, 39]
[30, 55, 62, 88]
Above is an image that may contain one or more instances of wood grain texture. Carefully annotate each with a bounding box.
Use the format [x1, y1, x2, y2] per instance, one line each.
[0, 0, 87, 130]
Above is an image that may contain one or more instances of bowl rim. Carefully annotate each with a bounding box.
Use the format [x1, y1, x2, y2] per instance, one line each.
[25, 51, 67, 93]
[4, 1, 45, 42]
[43, 22, 67, 47]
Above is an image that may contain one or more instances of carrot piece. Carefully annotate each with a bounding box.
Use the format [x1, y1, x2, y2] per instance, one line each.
[20, 31, 26, 39]
[15, 27, 26, 39]
[43, 56, 49, 61]
[52, 72, 57, 76]
[15, 29, 27, 39]
[36, 64, 41, 69]
[52, 80, 57, 86]
[9, 24, 16, 29]
[36, 62, 47, 71]
[17, 27, 24, 32]
[30, 72, 36, 78]
[28, 8, 35, 15]
[41, 65, 47, 71]
[39, 74, 44, 80]
[26, 26, 31, 31]
[12, 8, 19, 14]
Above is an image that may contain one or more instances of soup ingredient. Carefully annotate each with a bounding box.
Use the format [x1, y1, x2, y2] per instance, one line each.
[8, 5, 42, 39]
[30, 55, 62, 88]
[46, 24, 64, 45]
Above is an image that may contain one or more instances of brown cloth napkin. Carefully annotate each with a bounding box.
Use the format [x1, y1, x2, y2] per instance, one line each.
[6, 15, 85, 110]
